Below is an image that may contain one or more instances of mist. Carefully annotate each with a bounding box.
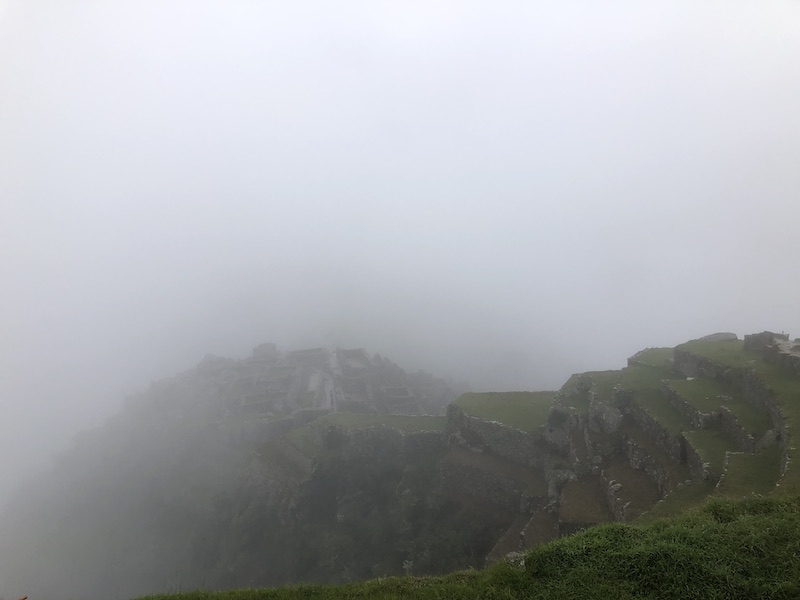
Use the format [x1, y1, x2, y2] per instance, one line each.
[2, 0, 800, 505]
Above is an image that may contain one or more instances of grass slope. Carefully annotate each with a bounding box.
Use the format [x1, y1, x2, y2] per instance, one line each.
[283, 413, 446, 460]
[455, 392, 555, 432]
[140, 495, 800, 600]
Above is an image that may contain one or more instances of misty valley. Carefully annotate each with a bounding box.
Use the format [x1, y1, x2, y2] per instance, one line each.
[2, 332, 800, 599]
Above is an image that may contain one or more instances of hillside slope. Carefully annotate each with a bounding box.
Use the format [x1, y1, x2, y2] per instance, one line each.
[138, 495, 800, 600]
[2, 332, 800, 600]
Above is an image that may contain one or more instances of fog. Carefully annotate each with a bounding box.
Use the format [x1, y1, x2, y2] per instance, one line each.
[1, 0, 799, 503]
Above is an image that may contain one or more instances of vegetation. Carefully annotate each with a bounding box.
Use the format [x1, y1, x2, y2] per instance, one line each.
[668, 378, 772, 436]
[631, 347, 674, 368]
[283, 413, 446, 459]
[139, 495, 800, 600]
[636, 482, 716, 524]
[715, 447, 782, 499]
[591, 370, 622, 403]
[320, 412, 447, 434]
[677, 338, 800, 492]
[677, 339, 752, 367]
[683, 429, 737, 476]
[455, 392, 555, 432]
[8, 332, 800, 600]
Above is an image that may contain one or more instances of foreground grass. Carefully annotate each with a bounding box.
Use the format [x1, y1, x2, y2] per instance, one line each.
[140, 496, 800, 600]
[455, 391, 555, 432]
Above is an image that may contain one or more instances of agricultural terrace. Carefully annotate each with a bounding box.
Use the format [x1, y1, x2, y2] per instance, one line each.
[677, 338, 800, 493]
[284, 412, 446, 459]
[455, 392, 555, 433]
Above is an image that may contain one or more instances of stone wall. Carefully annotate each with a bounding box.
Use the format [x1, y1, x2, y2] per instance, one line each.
[338, 425, 405, 462]
[718, 405, 756, 453]
[683, 436, 714, 482]
[744, 331, 800, 377]
[583, 427, 618, 469]
[772, 348, 800, 378]
[599, 468, 630, 523]
[673, 349, 789, 475]
[660, 382, 755, 453]
[661, 381, 715, 430]
[589, 392, 623, 434]
[615, 389, 684, 466]
[446, 404, 550, 469]
[743, 331, 789, 354]
[568, 423, 591, 476]
[623, 438, 672, 497]
[546, 469, 577, 500]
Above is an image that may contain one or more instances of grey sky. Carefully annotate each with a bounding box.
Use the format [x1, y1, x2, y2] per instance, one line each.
[1, 0, 799, 502]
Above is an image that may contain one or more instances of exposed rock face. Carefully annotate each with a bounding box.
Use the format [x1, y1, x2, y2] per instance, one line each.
[589, 395, 623, 434]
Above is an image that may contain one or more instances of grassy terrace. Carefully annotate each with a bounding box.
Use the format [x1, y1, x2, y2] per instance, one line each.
[284, 412, 446, 459]
[677, 339, 751, 367]
[138, 496, 800, 600]
[558, 371, 621, 412]
[683, 429, 738, 476]
[455, 391, 555, 433]
[715, 446, 782, 499]
[630, 347, 674, 368]
[620, 366, 691, 435]
[677, 339, 800, 493]
[320, 412, 447, 434]
[668, 377, 772, 436]
[636, 481, 716, 524]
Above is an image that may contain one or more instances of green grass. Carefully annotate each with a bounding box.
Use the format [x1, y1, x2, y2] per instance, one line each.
[618, 365, 693, 434]
[619, 365, 670, 390]
[455, 392, 555, 433]
[677, 339, 752, 368]
[669, 377, 733, 413]
[715, 446, 782, 499]
[591, 370, 622, 403]
[138, 495, 800, 600]
[635, 481, 716, 524]
[677, 339, 800, 491]
[283, 413, 446, 459]
[668, 378, 772, 436]
[630, 387, 692, 435]
[319, 412, 447, 434]
[683, 429, 738, 476]
[631, 347, 674, 368]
